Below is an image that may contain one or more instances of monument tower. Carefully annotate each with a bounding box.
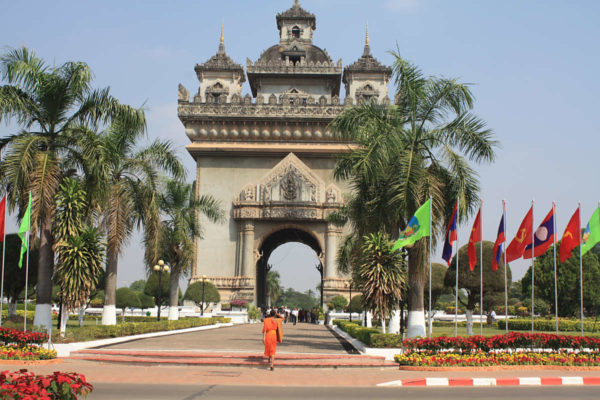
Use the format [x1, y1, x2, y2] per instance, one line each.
[178, 1, 391, 307]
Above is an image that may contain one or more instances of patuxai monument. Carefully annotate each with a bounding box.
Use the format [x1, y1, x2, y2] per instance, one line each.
[178, 0, 391, 308]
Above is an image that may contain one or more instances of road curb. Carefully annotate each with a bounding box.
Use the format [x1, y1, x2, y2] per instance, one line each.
[377, 376, 600, 387]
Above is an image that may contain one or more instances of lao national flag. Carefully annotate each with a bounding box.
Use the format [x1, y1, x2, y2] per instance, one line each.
[491, 212, 505, 271]
[441, 204, 458, 266]
[523, 207, 555, 259]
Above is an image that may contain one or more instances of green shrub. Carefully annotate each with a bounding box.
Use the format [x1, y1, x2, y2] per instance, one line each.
[331, 296, 348, 311]
[247, 305, 261, 321]
[370, 333, 404, 348]
[498, 318, 598, 332]
[333, 320, 379, 345]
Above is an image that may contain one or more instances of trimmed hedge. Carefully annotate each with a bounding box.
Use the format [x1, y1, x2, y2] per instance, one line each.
[498, 318, 599, 332]
[63, 317, 230, 342]
[333, 320, 380, 346]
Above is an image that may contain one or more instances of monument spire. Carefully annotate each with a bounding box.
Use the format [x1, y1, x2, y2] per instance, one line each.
[363, 22, 371, 56]
[218, 21, 225, 54]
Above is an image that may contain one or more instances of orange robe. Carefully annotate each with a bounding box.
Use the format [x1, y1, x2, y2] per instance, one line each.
[263, 317, 278, 357]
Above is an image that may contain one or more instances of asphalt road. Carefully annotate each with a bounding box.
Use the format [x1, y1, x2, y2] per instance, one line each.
[88, 383, 600, 399]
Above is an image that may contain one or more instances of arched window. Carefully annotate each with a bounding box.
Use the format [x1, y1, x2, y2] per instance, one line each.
[292, 26, 300, 39]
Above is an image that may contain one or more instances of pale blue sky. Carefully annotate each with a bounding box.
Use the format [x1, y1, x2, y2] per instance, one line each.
[1, 0, 599, 292]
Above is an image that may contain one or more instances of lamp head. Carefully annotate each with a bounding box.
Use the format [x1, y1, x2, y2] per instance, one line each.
[164, 265, 170, 272]
[158, 260, 165, 266]
[153, 265, 160, 271]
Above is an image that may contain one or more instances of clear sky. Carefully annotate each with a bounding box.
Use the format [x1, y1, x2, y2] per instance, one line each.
[1, 0, 599, 293]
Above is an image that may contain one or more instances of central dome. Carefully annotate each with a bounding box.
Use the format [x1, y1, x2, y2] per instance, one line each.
[257, 43, 331, 65]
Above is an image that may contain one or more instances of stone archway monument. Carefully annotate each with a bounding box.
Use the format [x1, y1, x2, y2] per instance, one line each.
[177, 1, 391, 306]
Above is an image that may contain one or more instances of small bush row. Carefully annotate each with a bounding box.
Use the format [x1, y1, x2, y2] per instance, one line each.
[0, 345, 56, 361]
[395, 351, 600, 367]
[0, 327, 48, 346]
[333, 320, 379, 346]
[497, 318, 599, 332]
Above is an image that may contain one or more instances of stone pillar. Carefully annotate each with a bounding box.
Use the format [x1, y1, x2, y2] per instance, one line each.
[325, 223, 339, 279]
[240, 221, 255, 278]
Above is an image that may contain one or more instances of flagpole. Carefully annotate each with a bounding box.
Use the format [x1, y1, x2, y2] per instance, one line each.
[553, 201, 558, 334]
[23, 228, 31, 333]
[531, 199, 535, 334]
[428, 197, 432, 339]
[455, 197, 460, 337]
[479, 198, 483, 336]
[503, 200, 508, 333]
[579, 202, 583, 336]
[0, 197, 6, 327]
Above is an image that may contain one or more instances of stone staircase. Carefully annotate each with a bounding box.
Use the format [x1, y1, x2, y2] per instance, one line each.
[70, 349, 397, 368]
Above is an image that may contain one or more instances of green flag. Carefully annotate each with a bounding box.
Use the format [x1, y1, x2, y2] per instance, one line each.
[18, 193, 31, 269]
[581, 206, 600, 256]
[392, 199, 431, 250]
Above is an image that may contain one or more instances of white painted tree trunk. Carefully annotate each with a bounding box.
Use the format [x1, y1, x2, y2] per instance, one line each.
[78, 307, 85, 327]
[102, 305, 116, 325]
[59, 305, 69, 337]
[33, 304, 52, 332]
[381, 318, 386, 334]
[466, 309, 474, 335]
[388, 309, 401, 334]
[168, 306, 179, 321]
[365, 311, 372, 327]
[406, 310, 426, 338]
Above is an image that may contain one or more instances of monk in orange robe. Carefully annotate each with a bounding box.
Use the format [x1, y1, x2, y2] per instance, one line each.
[262, 310, 280, 370]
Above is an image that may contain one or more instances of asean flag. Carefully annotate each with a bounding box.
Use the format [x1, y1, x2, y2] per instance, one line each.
[522, 207, 554, 259]
[441, 204, 458, 266]
[491, 212, 505, 271]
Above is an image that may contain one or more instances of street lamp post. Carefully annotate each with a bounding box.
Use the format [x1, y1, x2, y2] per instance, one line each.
[349, 280, 352, 322]
[200, 275, 208, 316]
[153, 260, 169, 321]
[316, 263, 324, 309]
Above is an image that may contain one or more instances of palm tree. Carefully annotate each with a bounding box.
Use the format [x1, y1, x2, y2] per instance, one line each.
[149, 179, 223, 320]
[89, 122, 185, 325]
[330, 51, 497, 337]
[0, 47, 144, 329]
[266, 270, 282, 307]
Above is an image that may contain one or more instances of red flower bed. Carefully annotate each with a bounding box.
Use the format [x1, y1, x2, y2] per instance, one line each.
[403, 332, 600, 353]
[0, 328, 48, 347]
[0, 369, 92, 399]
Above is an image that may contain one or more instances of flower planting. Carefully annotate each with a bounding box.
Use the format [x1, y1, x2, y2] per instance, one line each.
[0, 328, 56, 361]
[398, 332, 600, 367]
[0, 369, 92, 399]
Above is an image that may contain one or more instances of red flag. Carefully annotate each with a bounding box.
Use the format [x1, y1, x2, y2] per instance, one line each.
[506, 206, 533, 262]
[468, 207, 482, 271]
[0, 196, 5, 241]
[559, 207, 581, 263]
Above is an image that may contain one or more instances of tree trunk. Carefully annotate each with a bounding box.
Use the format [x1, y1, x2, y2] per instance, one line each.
[59, 304, 68, 338]
[78, 307, 85, 327]
[381, 318, 386, 334]
[466, 309, 474, 335]
[8, 301, 17, 317]
[33, 219, 54, 331]
[365, 311, 372, 328]
[168, 264, 180, 321]
[406, 242, 426, 337]
[102, 247, 118, 325]
[388, 309, 401, 334]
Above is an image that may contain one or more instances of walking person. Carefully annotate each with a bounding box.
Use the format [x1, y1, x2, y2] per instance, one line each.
[262, 310, 281, 370]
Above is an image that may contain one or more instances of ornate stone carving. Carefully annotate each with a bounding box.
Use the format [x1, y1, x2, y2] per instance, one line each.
[326, 188, 336, 203]
[260, 153, 321, 203]
[253, 249, 263, 262]
[178, 83, 189, 102]
[280, 171, 298, 200]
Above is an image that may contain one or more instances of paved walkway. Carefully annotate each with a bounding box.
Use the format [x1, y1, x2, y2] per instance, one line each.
[101, 322, 353, 354]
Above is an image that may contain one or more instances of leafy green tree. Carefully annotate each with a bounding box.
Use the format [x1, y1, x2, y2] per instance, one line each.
[426, 263, 451, 310]
[520, 241, 600, 317]
[147, 179, 223, 320]
[183, 281, 220, 312]
[89, 290, 104, 308]
[144, 272, 171, 306]
[349, 295, 363, 313]
[137, 292, 155, 310]
[275, 288, 317, 310]
[329, 52, 497, 337]
[444, 241, 512, 334]
[116, 287, 141, 319]
[0, 47, 145, 329]
[266, 269, 282, 307]
[53, 178, 105, 335]
[357, 232, 406, 332]
[0, 234, 38, 316]
[331, 295, 348, 311]
[129, 280, 147, 292]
